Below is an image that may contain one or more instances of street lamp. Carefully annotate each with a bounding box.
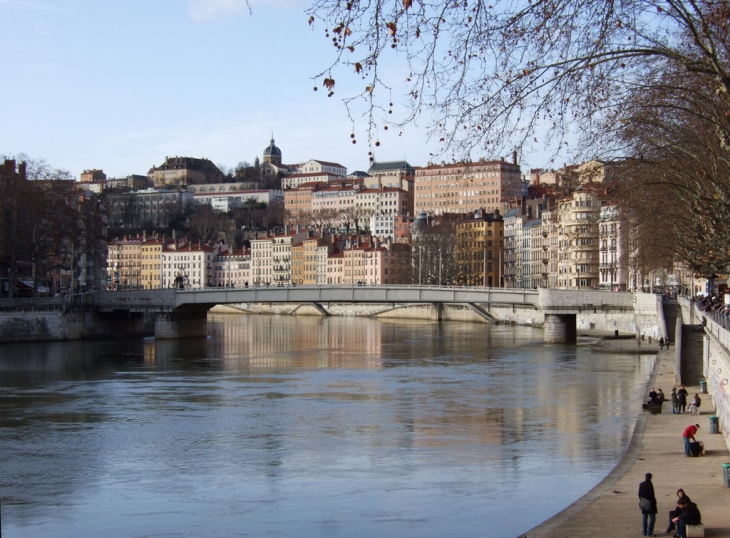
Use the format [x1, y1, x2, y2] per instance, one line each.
[438, 249, 442, 287]
[419, 246, 423, 286]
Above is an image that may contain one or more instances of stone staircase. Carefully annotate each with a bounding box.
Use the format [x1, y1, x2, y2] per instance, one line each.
[662, 301, 681, 344]
[680, 324, 705, 386]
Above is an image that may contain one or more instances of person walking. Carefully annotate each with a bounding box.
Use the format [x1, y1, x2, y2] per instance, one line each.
[659, 336, 665, 350]
[638, 472, 657, 536]
[682, 423, 700, 457]
[671, 388, 679, 414]
[677, 385, 688, 413]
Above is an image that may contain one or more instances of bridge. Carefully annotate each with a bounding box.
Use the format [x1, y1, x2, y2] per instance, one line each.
[80, 285, 648, 343]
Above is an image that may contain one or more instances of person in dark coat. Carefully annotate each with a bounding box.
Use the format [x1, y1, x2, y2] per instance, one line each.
[638, 472, 657, 536]
[671, 388, 680, 414]
[666, 489, 691, 534]
[672, 498, 701, 538]
[659, 336, 665, 350]
[677, 386, 688, 413]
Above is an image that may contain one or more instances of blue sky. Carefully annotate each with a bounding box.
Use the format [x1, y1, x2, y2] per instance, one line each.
[1, 0, 559, 178]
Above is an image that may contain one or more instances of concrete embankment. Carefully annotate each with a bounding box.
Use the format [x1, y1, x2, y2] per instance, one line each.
[524, 341, 730, 538]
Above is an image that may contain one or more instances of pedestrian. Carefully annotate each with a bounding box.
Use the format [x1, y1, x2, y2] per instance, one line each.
[659, 336, 665, 350]
[638, 472, 657, 536]
[677, 385, 688, 413]
[682, 423, 700, 457]
[671, 388, 679, 414]
[666, 336, 671, 348]
[672, 497, 701, 538]
[656, 389, 665, 405]
[666, 489, 691, 534]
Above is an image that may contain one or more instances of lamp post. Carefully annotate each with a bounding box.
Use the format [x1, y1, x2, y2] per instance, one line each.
[438, 249, 442, 287]
[419, 246, 423, 286]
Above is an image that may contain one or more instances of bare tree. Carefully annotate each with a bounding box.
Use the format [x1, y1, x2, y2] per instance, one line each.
[307, 1, 730, 160]
[189, 204, 227, 244]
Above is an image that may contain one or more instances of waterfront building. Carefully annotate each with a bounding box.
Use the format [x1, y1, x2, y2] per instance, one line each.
[557, 188, 604, 289]
[107, 236, 142, 290]
[366, 161, 415, 214]
[454, 209, 504, 287]
[414, 157, 521, 216]
[599, 204, 627, 291]
[299, 234, 333, 285]
[141, 236, 165, 289]
[250, 237, 274, 286]
[161, 241, 225, 289]
[542, 208, 560, 288]
[211, 248, 251, 287]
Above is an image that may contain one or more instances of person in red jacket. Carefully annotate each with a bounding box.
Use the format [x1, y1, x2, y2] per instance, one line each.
[682, 423, 700, 456]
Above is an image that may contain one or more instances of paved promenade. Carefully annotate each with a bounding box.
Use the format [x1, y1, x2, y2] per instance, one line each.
[525, 341, 730, 538]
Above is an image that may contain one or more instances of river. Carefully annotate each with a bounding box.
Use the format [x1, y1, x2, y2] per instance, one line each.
[0, 314, 655, 537]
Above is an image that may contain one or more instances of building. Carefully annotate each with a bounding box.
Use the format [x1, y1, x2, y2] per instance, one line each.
[454, 209, 504, 287]
[414, 157, 522, 216]
[599, 204, 626, 291]
[283, 171, 344, 190]
[148, 156, 224, 188]
[311, 184, 361, 224]
[193, 189, 283, 211]
[557, 188, 604, 289]
[284, 182, 326, 216]
[107, 236, 143, 290]
[367, 161, 415, 214]
[211, 248, 251, 287]
[141, 236, 165, 289]
[105, 189, 194, 228]
[161, 240, 225, 289]
[80, 169, 106, 182]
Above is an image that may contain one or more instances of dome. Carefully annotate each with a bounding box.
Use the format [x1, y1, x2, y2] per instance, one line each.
[263, 138, 281, 157]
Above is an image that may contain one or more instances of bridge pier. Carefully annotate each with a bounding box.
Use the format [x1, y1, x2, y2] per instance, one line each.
[544, 313, 577, 343]
[430, 303, 443, 321]
[154, 310, 208, 339]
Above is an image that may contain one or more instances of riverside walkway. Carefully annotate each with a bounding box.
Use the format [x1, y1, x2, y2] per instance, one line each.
[525, 341, 730, 538]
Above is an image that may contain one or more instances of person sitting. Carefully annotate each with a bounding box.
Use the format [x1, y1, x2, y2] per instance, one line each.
[693, 317, 707, 331]
[666, 489, 691, 534]
[688, 394, 701, 415]
[656, 389, 665, 405]
[672, 498, 701, 538]
[649, 388, 659, 404]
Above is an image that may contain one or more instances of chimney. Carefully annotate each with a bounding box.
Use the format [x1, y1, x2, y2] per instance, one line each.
[513, 151, 517, 165]
[143, 230, 147, 242]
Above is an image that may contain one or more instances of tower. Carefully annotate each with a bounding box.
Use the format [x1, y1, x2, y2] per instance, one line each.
[263, 136, 282, 165]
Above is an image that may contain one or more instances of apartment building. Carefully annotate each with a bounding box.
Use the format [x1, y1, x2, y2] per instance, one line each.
[557, 189, 604, 289]
[141, 237, 165, 289]
[107, 237, 142, 289]
[599, 204, 626, 291]
[414, 157, 522, 216]
[211, 248, 251, 287]
[284, 182, 326, 216]
[454, 210, 504, 287]
[312, 185, 360, 222]
[161, 241, 225, 289]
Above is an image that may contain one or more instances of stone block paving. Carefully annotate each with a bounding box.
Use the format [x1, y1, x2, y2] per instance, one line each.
[524, 343, 730, 538]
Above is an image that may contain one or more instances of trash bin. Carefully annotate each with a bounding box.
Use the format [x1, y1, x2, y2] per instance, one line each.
[710, 415, 720, 434]
[700, 380, 707, 394]
[723, 463, 730, 488]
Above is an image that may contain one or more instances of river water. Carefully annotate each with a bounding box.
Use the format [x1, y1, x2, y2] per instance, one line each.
[0, 314, 655, 537]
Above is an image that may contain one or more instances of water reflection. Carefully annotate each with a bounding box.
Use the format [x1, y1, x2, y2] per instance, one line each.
[0, 315, 654, 537]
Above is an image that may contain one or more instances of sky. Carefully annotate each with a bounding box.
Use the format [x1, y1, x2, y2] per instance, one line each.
[1, 0, 562, 179]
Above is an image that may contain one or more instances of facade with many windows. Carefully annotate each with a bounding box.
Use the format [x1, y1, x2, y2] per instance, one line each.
[414, 159, 522, 216]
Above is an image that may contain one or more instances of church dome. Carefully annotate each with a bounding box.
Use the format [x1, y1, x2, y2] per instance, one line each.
[263, 138, 281, 158]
